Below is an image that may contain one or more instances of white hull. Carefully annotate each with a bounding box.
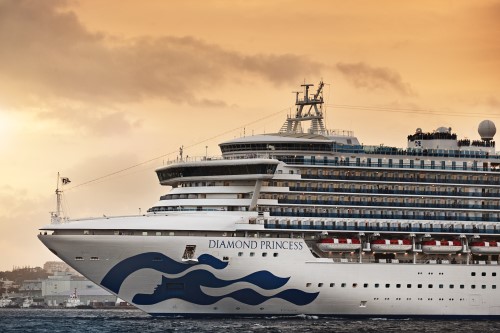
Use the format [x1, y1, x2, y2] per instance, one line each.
[422, 246, 462, 254]
[371, 244, 412, 253]
[470, 247, 500, 255]
[317, 244, 361, 252]
[39, 227, 500, 317]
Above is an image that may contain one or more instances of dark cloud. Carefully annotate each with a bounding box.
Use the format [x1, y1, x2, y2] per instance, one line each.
[37, 109, 141, 136]
[0, 0, 322, 111]
[336, 62, 415, 96]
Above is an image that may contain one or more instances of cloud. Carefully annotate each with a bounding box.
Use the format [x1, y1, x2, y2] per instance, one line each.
[487, 96, 500, 108]
[36, 108, 141, 136]
[336, 62, 415, 96]
[0, 0, 322, 112]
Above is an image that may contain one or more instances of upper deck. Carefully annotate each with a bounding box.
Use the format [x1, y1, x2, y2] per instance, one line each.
[218, 82, 498, 163]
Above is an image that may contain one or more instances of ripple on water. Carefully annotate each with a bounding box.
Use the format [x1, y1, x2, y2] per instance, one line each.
[1, 309, 500, 333]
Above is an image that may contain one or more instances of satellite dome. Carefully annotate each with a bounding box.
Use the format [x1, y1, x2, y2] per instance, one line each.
[478, 120, 496, 141]
[436, 126, 449, 134]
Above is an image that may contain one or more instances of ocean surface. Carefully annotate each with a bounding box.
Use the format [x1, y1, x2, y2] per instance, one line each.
[2, 308, 500, 333]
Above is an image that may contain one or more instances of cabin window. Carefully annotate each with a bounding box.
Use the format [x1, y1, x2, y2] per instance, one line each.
[238, 252, 243, 257]
[341, 283, 346, 288]
[306, 283, 311, 287]
[318, 283, 323, 287]
[418, 284, 422, 288]
[75, 257, 83, 261]
[482, 272, 486, 276]
[363, 283, 368, 288]
[471, 272, 476, 276]
[493, 273, 497, 277]
[330, 283, 335, 287]
[471, 285, 476, 289]
[493, 285, 497, 289]
[90, 257, 99, 261]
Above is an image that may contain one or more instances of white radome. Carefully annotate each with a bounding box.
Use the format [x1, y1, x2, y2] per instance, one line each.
[478, 119, 496, 140]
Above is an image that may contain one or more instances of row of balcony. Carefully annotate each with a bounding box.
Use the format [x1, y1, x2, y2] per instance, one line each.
[263, 222, 495, 234]
[289, 186, 497, 198]
[277, 199, 500, 210]
[269, 211, 498, 222]
[301, 174, 500, 185]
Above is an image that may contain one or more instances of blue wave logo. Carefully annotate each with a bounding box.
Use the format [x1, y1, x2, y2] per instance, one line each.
[101, 252, 318, 307]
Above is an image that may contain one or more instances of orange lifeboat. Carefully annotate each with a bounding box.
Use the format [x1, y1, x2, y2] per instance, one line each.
[317, 238, 361, 252]
[371, 239, 412, 253]
[422, 240, 462, 254]
[469, 241, 500, 255]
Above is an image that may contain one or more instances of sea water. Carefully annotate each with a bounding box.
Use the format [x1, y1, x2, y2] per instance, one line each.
[1, 309, 500, 333]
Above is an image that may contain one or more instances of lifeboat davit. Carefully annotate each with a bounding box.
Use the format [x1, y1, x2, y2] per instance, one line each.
[469, 241, 500, 255]
[317, 238, 361, 252]
[371, 239, 412, 252]
[422, 240, 462, 254]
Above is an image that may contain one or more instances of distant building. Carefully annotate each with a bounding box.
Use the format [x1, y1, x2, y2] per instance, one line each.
[0, 278, 16, 292]
[43, 261, 79, 276]
[42, 272, 115, 306]
[19, 279, 43, 298]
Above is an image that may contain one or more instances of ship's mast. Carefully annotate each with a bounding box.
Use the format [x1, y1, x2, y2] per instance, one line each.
[279, 81, 327, 135]
[51, 172, 67, 224]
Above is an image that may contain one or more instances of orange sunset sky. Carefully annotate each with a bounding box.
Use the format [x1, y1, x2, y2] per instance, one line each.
[1, 0, 500, 270]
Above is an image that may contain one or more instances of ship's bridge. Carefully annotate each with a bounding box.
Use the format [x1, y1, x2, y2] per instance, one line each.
[156, 158, 279, 186]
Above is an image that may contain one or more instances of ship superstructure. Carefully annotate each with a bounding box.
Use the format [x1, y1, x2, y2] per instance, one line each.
[39, 82, 500, 317]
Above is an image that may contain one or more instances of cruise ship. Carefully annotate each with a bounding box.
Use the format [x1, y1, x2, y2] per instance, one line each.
[39, 82, 500, 317]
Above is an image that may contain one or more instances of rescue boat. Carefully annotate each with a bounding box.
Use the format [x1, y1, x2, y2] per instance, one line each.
[469, 241, 500, 255]
[370, 239, 412, 252]
[422, 240, 462, 254]
[317, 238, 361, 252]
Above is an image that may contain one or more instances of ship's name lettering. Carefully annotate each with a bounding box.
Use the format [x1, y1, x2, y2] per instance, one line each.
[208, 240, 303, 250]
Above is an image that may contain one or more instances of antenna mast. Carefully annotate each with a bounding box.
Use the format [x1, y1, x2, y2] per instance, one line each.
[279, 81, 327, 135]
[51, 172, 68, 224]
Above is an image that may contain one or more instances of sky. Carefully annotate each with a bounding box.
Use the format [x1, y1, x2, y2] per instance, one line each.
[1, 0, 500, 270]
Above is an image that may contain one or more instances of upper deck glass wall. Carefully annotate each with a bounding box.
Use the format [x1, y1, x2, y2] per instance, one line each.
[157, 163, 277, 182]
